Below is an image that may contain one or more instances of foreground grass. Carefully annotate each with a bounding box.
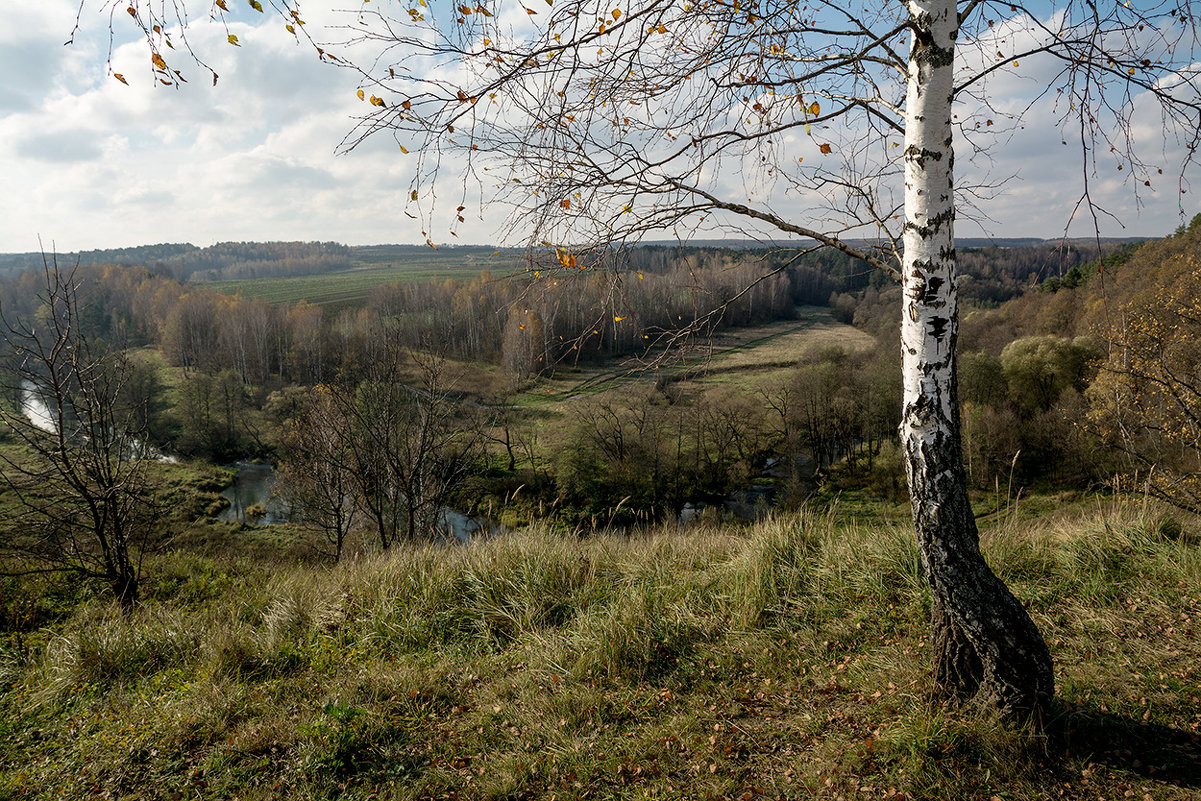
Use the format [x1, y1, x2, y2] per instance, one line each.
[1, 503, 1199, 800]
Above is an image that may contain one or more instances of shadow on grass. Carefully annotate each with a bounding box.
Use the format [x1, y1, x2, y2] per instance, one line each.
[1052, 702, 1201, 788]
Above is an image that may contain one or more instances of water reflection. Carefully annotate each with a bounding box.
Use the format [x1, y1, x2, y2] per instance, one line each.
[218, 463, 290, 525]
[219, 463, 505, 542]
[19, 379, 58, 434]
[19, 378, 177, 462]
[678, 483, 778, 525]
[437, 508, 508, 542]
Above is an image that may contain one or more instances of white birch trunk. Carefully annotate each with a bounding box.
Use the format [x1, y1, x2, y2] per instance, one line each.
[901, 0, 1053, 714]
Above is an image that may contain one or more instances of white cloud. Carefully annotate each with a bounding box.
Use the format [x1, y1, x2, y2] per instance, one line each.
[0, 2, 1195, 255]
[0, 2, 461, 252]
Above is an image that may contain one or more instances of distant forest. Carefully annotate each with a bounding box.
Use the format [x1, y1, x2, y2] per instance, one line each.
[0, 241, 353, 282]
[0, 238, 1137, 389]
[0, 236, 1139, 290]
[6, 223, 1201, 529]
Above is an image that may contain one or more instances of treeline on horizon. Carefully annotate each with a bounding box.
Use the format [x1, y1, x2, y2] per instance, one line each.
[2, 219, 1201, 554]
[0, 235, 1127, 289]
[0, 238, 1127, 389]
[6, 229, 1192, 522]
[1, 249, 802, 387]
[0, 241, 355, 283]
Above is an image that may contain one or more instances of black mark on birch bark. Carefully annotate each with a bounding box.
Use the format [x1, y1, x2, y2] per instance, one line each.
[927, 315, 949, 341]
[904, 145, 944, 170]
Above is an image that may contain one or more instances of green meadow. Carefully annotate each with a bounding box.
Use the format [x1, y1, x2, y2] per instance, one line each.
[207, 245, 527, 312]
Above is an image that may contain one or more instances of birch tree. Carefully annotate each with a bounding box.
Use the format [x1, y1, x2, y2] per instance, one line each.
[82, 0, 1199, 714]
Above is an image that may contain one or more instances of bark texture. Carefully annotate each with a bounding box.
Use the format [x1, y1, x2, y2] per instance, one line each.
[900, 0, 1053, 715]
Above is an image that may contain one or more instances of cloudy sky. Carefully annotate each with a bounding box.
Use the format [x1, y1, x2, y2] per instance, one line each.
[1, 0, 1196, 254]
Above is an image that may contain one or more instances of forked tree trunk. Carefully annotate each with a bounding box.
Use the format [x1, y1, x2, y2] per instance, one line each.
[900, 0, 1054, 715]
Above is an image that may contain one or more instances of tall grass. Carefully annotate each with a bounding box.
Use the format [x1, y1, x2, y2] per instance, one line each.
[2, 499, 1198, 800]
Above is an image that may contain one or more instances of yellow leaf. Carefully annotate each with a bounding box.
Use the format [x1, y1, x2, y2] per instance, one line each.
[357, 89, 366, 101]
[126, 6, 136, 16]
[285, 24, 295, 34]
[113, 73, 128, 85]
[400, 145, 409, 154]
[819, 143, 832, 154]
[527, 7, 538, 14]
[151, 53, 167, 70]
[614, 316, 626, 322]
[612, 8, 621, 18]
[807, 101, 820, 116]
[228, 34, 240, 45]
[249, 0, 263, 11]
[411, 190, 419, 201]
[215, 0, 228, 9]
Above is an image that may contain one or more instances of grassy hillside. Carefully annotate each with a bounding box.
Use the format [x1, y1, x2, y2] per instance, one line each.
[508, 306, 876, 407]
[2, 500, 1198, 800]
[961, 223, 1201, 353]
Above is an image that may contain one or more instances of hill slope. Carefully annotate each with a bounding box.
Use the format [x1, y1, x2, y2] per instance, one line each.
[2, 504, 1198, 800]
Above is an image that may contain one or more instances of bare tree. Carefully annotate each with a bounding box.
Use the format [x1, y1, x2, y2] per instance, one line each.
[300, 352, 486, 549]
[274, 385, 359, 562]
[0, 260, 164, 607]
[82, 0, 1200, 713]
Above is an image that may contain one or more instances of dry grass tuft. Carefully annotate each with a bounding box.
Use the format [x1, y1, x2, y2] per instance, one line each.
[2, 499, 1199, 800]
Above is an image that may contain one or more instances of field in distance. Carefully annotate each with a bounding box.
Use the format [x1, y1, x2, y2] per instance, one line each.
[513, 306, 878, 407]
[207, 245, 529, 312]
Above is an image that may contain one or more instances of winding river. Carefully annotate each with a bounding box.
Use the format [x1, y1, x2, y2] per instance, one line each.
[216, 462, 504, 541]
[20, 379, 503, 541]
[20, 379, 178, 463]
